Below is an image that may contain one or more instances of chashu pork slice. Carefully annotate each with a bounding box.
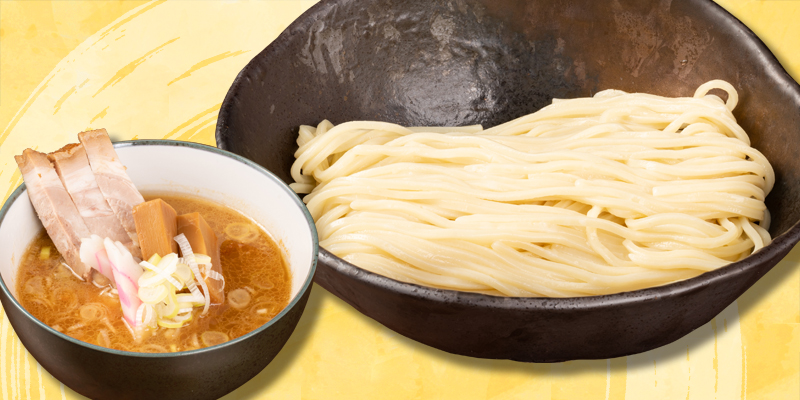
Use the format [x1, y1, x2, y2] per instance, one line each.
[78, 129, 144, 250]
[15, 149, 92, 278]
[48, 143, 141, 259]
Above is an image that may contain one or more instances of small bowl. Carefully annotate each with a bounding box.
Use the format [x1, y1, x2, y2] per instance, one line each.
[0, 141, 318, 399]
[216, 0, 800, 362]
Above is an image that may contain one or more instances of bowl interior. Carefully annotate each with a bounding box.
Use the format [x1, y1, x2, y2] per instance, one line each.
[118, 141, 317, 299]
[0, 141, 317, 335]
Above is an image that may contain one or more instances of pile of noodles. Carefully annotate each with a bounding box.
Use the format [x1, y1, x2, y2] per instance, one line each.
[290, 80, 774, 297]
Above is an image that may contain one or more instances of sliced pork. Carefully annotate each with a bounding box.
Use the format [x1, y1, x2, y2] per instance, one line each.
[15, 149, 92, 278]
[78, 129, 144, 249]
[48, 143, 140, 259]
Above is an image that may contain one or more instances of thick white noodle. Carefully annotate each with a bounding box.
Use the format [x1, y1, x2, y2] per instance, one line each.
[290, 81, 774, 297]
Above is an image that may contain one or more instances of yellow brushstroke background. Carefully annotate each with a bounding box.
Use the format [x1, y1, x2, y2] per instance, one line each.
[0, 1, 798, 399]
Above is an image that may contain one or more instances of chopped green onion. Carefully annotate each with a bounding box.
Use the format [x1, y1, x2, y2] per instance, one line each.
[138, 284, 168, 304]
[172, 263, 192, 287]
[39, 246, 51, 260]
[174, 234, 210, 315]
[157, 319, 185, 329]
[156, 289, 179, 319]
[176, 293, 204, 307]
[147, 253, 162, 265]
[139, 254, 182, 289]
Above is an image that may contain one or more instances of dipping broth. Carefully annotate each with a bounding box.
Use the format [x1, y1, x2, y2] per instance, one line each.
[15, 194, 291, 353]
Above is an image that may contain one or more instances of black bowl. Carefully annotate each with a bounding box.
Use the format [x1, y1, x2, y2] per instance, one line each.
[0, 141, 319, 399]
[216, 0, 800, 362]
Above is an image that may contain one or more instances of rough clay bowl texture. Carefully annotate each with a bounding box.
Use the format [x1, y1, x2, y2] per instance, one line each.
[0, 141, 319, 399]
[216, 0, 800, 362]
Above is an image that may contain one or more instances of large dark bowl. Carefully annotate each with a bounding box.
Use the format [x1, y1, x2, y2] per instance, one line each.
[0, 141, 318, 399]
[216, 0, 800, 362]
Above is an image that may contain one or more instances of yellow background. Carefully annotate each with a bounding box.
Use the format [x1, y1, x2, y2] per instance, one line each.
[0, 1, 798, 399]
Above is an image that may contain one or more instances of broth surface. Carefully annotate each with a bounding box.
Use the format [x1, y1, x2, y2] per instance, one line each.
[16, 194, 291, 352]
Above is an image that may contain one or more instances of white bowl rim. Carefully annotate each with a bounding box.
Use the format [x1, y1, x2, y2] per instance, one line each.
[0, 139, 319, 358]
